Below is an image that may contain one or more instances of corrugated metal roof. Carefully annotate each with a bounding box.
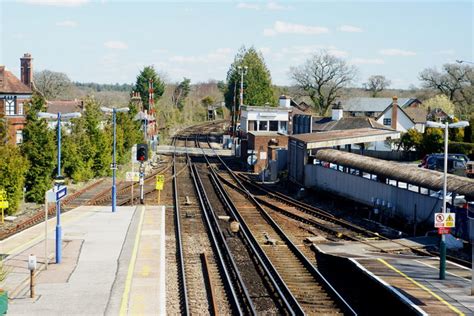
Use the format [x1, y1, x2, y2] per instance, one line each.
[315, 149, 474, 199]
[342, 97, 413, 112]
[312, 116, 391, 132]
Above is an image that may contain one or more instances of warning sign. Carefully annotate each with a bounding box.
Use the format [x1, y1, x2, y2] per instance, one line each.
[444, 213, 455, 228]
[434, 212, 455, 228]
[438, 227, 450, 235]
[434, 213, 445, 228]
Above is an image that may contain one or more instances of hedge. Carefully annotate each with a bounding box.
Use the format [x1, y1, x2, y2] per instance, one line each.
[449, 142, 474, 160]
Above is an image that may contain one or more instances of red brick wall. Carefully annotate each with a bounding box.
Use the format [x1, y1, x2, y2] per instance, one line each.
[247, 134, 288, 172]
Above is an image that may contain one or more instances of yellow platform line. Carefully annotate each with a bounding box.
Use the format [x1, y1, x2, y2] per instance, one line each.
[120, 206, 145, 316]
[377, 258, 465, 316]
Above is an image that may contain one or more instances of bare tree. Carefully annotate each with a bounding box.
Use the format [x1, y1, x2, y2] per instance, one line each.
[34, 70, 73, 100]
[363, 75, 391, 97]
[419, 63, 473, 116]
[290, 50, 357, 115]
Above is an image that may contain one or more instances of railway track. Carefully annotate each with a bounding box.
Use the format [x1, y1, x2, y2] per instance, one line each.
[198, 135, 356, 315]
[173, 124, 245, 315]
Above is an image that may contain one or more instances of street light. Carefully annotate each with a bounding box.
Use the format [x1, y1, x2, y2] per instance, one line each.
[426, 119, 470, 280]
[38, 111, 81, 264]
[456, 60, 474, 65]
[101, 106, 130, 213]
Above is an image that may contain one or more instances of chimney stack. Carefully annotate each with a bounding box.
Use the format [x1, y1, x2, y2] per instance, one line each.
[279, 95, 291, 108]
[20, 53, 33, 88]
[391, 96, 398, 130]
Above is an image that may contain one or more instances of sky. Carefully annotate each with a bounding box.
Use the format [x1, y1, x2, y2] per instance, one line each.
[1, 0, 473, 89]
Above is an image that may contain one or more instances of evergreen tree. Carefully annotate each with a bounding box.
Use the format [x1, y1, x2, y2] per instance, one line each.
[224, 46, 274, 111]
[133, 66, 165, 111]
[0, 144, 29, 214]
[21, 92, 57, 203]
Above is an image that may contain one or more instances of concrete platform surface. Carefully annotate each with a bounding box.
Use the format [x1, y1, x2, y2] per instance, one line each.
[316, 237, 473, 314]
[0, 205, 166, 316]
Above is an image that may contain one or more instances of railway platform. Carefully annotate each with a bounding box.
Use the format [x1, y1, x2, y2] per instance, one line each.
[316, 237, 473, 315]
[0, 204, 166, 315]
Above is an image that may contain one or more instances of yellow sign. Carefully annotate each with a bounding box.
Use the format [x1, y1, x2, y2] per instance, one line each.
[0, 189, 7, 224]
[445, 213, 455, 228]
[155, 175, 165, 191]
[0, 201, 8, 209]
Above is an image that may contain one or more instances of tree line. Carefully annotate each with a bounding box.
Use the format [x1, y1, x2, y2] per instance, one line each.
[0, 92, 143, 214]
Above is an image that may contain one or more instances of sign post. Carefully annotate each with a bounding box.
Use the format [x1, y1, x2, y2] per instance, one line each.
[155, 175, 165, 204]
[0, 190, 9, 224]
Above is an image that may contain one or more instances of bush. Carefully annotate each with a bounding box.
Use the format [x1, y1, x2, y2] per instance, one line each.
[449, 142, 474, 160]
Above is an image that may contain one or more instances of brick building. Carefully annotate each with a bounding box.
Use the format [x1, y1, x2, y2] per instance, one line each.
[0, 53, 33, 144]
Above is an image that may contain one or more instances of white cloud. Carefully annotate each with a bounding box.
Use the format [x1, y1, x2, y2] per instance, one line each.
[350, 58, 385, 65]
[263, 21, 329, 36]
[104, 40, 128, 50]
[338, 25, 363, 33]
[169, 48, 233, 64]
[437, 49, 455, 55]
[379, 49, 416, 56]
[327, 49, 349, 58]
[56, 20, 78, 27]
[266, 1, 291, 11]
[258, 47, 272, 55]
[19, 0, 89, 6]
[236, 2, 260, 10]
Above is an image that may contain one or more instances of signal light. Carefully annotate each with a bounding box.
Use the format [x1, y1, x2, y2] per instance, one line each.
[136, 144, 148, 162]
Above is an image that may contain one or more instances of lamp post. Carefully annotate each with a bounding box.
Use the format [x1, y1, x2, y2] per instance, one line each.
[237, 65, 248, 108]
[38, 111, 81, 264]
[101, 107, 130, 213]
[426, 120, 469, 280]
[456, 60, 474, 65]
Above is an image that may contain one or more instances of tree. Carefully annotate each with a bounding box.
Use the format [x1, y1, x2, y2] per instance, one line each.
[224, 46, 274, 110]
[172, 78, 191, 110]
[419, 63, 473, 117]
[290, 50, 357, 115]
[421, 94, 455, 116]
[0, 144, 29, 214]
[363, 75, 391, 97]
[0, 113, 8, 145]
[201, 96, 214, 107]
[34, 70, 73, 100]
[133, 66, 165, 111]
[419, 127, 444, 155]
[21, 92, 57, 203]
[398, 129, 422, 152]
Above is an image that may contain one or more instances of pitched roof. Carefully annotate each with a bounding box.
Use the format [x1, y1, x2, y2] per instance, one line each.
[341, 97, 415, 112]
[312, 116, 391, 132]
[404, 107, 427, 123]
[46, 100, 84, 114]
[0, 66, 32, 94]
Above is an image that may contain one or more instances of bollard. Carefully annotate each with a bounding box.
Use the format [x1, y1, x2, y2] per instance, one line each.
[28, 254, 37, 298]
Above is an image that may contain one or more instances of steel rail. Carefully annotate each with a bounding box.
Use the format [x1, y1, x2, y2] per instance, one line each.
[172, 135, 190, 315]
[198, 138, 302, 315]
[190, 162, 248, 315]
[204, 135, 358, 315]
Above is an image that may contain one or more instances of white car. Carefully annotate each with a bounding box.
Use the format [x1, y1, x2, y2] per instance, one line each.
[430, 190, 466, 206]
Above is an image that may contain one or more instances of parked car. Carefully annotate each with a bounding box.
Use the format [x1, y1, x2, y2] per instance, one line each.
[466, 161, 474, 178]
[430, 190, 466, 206]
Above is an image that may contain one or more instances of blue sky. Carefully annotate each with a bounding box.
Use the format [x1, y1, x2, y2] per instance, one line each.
[1, 0, 472, 88]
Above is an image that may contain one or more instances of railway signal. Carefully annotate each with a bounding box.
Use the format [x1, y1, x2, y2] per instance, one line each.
[137, 144, 148, 162]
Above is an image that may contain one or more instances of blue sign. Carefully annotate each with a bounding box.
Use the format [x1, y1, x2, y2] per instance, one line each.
[56, 186, 68, 201]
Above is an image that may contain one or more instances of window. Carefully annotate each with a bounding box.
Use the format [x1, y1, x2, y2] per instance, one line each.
[248, 120, 256, 131]
[17, 102, 23, 115]
[258, 120, 268, 131]
[16, 130, 23, 144]
[269, 121, 278, 131]
[279, 121, 288, 134]
[5, 99, 15, 116]
[383, 118, 391, 126]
